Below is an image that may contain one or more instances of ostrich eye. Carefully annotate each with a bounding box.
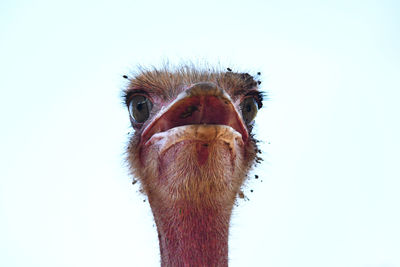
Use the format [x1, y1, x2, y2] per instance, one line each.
[240, 97, 258, 123]
[128, 95, 153, 123]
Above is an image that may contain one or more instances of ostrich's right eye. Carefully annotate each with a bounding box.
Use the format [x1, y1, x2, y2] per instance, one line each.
[128, 95, 153, 123]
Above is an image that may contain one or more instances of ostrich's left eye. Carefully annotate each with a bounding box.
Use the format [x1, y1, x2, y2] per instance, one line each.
[128, 95, 153, 123]
[240, 97, 258, 123]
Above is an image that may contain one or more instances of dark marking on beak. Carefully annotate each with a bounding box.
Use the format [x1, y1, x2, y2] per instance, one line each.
[180, 105, 199, 118]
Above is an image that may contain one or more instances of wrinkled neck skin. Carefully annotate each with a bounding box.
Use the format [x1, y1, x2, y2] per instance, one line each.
[128, 125, 256, 267]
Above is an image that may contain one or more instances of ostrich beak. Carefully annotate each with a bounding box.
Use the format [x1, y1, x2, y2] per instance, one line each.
[141, 82, 248, 146]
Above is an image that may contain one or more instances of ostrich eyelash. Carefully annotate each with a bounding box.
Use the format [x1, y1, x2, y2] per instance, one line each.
[124, 89, 151, 106]
[244, 91, 265, 109]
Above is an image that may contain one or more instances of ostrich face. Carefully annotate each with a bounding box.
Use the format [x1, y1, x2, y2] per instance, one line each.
[124, 67, 263, 206]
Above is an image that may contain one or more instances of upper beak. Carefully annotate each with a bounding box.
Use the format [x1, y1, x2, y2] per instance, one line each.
[141, 82, 248, 144]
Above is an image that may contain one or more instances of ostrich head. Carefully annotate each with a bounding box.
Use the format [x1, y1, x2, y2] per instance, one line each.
[123, 65, 263, 266]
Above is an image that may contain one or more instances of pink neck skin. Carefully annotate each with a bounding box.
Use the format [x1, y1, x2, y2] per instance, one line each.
[150, 199, 232, 267]
[138, 125, 247, 266]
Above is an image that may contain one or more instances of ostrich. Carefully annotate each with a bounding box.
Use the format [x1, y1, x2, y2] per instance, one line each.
[123, 65, 263, 266]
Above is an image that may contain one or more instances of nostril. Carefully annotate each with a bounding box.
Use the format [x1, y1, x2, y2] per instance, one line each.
[180, 105, 199, 118]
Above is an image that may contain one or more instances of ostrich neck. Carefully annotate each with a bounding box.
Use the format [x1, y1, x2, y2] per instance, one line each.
[150, 197, 232, 267]
[139, 127, 247, 266]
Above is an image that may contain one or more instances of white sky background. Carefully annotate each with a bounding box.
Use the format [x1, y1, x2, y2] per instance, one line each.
[0, 0, 399, 266]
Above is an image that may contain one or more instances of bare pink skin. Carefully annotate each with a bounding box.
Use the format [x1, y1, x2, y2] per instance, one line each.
[143, 125, 244, 266]
[125, 68, 261, 266]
